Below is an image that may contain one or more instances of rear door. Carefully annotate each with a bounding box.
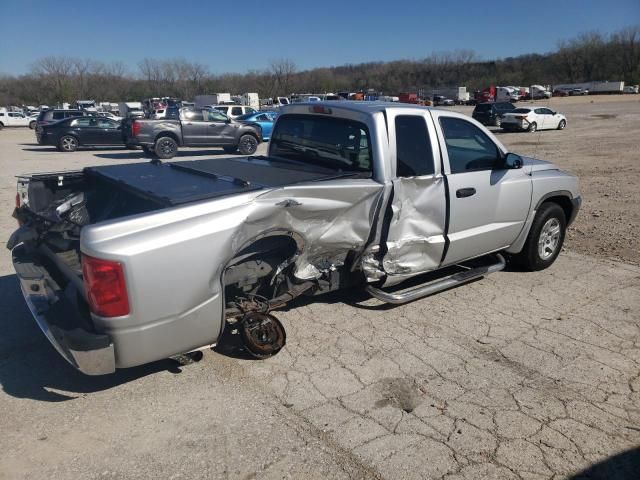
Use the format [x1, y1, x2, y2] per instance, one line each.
[380, 109, 447, 279]
[431, 112, 532, 265]
[95, 118, 122, 144]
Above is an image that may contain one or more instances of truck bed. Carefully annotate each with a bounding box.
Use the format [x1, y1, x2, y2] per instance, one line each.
[85, 157, 342, 207]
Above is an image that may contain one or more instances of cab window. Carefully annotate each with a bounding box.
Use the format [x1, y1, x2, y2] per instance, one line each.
[440, 117, 502, 173]
[395, 115, 435, 177]
[231, 107, 243, 116]
[205, 110, 228, 122]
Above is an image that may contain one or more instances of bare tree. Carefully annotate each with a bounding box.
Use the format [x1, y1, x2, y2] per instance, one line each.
[270, 58, 296, 96]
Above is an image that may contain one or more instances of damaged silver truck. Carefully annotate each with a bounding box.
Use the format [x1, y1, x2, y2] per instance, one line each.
[8, 102, 581, 375]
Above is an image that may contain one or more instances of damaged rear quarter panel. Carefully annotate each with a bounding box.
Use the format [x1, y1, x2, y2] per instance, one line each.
[80, 179, 383, 367]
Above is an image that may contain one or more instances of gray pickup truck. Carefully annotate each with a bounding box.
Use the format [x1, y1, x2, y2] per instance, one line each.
[8, 102, 580, 375]
[127, 107, 262, 158]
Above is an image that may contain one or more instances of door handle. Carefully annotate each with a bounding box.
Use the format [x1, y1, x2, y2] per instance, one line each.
[456, 187, 476, 198]
[276, 199, 302, 208]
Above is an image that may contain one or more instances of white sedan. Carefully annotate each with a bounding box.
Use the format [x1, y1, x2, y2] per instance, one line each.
[500, 106, 567, 132]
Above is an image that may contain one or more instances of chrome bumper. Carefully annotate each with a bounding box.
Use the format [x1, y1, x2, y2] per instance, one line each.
[12, 244, 115, 375]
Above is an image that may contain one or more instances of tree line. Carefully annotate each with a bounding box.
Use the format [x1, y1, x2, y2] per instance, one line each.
[0, 25, 638, 106]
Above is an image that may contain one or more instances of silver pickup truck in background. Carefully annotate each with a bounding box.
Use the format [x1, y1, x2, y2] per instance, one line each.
[125, 107, 262, 159]
[8, 102, 580, 375]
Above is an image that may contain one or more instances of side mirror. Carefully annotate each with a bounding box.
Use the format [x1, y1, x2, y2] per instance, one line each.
[504, 152, 523, 169]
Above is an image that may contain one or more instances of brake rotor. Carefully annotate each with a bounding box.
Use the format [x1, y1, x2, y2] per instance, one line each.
[239, 312, 286, 359]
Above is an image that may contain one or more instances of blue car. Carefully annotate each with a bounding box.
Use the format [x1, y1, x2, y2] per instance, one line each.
[235, 111, 278, 141]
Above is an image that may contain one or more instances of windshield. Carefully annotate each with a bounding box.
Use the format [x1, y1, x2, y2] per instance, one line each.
[270, 114, 373, 174]
[475, 104, 491, 112]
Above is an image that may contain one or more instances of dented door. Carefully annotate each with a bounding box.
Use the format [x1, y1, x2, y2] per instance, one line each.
[380, 110, 447, 284]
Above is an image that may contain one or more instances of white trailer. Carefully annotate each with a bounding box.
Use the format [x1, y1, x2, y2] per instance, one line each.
[194, 94, 231, 109]
[118, 102, 144, 118]
[241, 93, 259, 109]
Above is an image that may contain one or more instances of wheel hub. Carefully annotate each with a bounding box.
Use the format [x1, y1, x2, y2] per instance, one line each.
[538, 218, 561, 260]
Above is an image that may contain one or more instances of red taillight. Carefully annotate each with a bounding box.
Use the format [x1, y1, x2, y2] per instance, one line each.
[15, 193, 20, 208]
[82, 255, 130, 317]
[309, 106, 332, 114]
[515, 115, 528, 120]
[131, 120, 141, 136]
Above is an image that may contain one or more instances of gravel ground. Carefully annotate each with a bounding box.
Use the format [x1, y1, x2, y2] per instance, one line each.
[0, 97, 639, 479]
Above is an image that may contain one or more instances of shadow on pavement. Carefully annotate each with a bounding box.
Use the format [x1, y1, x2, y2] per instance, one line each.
[0, 273, 184, 403]
[569, 447, 640, 479]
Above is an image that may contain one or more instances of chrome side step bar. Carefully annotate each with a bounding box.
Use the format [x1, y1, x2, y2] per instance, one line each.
[366, 254, 506, 305]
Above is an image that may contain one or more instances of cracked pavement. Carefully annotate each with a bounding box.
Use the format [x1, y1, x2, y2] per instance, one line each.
[1, 111, 639, 479]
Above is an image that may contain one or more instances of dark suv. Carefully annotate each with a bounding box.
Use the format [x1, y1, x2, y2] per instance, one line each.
[472, 102, 516, 127]
[36, 110, 86, 143]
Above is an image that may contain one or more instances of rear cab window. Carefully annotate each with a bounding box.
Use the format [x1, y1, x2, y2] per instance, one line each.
[270, 114, 373, 174]
[394, 115, 435, 177]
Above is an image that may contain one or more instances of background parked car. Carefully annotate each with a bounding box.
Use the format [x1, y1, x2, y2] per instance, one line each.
[501, 107, 567, 132]
[0, 110, 31, 129]
[35, 109, 85, 143]
[569, 88, 589, 96]
[38, 116, 124, 151]
[212, 105, 257, 118]
[471, 102, 516, 127]
[432, 95, 454, 106]
[234, 111, 278, 140]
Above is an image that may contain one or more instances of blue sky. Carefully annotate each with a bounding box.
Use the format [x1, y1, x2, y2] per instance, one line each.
[1, 0, 638, 75]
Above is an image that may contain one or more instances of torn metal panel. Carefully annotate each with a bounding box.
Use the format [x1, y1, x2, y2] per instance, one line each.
[381, 176, 447, 286]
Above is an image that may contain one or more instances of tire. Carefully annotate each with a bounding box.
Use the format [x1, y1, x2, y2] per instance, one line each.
[223, 146, 237, 154]
[557, 120, 566, 130]
[58, 135, 78, 152]
[239, 312, 286, 359]
[154, 136, 178, 159]
[142, 145, 155, 157]
[29, 121, 36, 130]
[0, 122, 4, 130]
[494, 117, 501, 127]
[516, 202, 566, 271]
[237, 134, 258, 155]
[528, 122, 537, 133]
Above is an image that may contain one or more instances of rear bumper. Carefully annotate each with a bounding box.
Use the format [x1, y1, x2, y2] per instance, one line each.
[12, 244, 115, 375]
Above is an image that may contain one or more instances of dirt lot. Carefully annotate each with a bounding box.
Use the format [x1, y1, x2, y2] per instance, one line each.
[0, 97, 639, 479]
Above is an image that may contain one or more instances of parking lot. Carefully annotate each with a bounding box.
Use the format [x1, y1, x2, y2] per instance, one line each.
[1, 96, 639, 479]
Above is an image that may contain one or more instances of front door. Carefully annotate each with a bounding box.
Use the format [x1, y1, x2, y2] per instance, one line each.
[203, 109, 234, 144]
[181, 110, 208, 144]
[380, 109, 447, 281]
[432, 112, 532, 265]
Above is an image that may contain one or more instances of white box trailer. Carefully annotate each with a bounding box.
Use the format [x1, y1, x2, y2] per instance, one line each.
[554, 81, 625, 94]
[118, 102, 143, 118]
[194, 94, 231, 108]
[241, 93, 259, 109]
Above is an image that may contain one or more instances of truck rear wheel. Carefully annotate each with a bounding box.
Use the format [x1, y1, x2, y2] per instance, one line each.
[516, 202, 566, 271]
[237, 135, 258, 155]
[154, 136, 178, 159]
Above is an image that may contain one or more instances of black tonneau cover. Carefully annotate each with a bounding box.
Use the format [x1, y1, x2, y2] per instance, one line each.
[84, 157, 339, 207]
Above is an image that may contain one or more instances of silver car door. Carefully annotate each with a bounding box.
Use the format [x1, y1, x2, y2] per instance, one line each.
[379, 109, 447, 284]
[431, 112, 532, 266]
[203, 109, 231, 143]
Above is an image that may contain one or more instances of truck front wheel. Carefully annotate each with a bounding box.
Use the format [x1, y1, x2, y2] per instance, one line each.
[154, 136, 178, 159]
[516, 202, 566, 271]
[237, 135, 258, 155]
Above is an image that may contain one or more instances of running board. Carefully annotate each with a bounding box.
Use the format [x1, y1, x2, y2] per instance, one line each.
[366, 253, 506, 305]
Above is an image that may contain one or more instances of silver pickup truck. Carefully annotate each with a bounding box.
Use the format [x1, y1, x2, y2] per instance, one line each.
[8, 102, 580, 375]
[126, 107, 262, 159]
